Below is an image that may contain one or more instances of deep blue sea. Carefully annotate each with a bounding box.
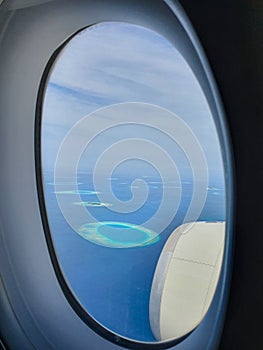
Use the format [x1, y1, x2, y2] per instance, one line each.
[43, 171, 226, 342]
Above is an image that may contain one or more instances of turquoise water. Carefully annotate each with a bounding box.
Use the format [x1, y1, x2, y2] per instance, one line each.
[44, 171, 226, 342]
[78, 221, 160, 248]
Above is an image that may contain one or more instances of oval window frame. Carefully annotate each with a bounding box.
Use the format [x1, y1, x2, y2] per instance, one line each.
[36, 11, 233, 350]
[0, 1, 234, 349]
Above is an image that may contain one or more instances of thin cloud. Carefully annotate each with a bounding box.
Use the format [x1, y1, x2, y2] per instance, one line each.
[42, 22, 224, 179]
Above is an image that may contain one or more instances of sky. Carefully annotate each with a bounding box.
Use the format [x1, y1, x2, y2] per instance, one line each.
[39, 22, 227, 342]
[42, 21, 225, 183]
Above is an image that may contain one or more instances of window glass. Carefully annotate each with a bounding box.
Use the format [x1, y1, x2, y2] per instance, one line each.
[41, 22, 226, 342]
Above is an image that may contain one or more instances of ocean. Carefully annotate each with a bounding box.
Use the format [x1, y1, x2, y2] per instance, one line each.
[43, 171, 226, 342]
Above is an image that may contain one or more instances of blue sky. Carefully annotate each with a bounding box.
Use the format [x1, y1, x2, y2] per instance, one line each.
[42, 21, 224, 182]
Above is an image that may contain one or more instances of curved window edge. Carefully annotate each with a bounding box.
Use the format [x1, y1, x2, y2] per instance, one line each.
[33, 1, 235, 349]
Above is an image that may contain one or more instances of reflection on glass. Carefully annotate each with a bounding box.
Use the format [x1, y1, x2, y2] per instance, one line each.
[41, 22, 226, 342]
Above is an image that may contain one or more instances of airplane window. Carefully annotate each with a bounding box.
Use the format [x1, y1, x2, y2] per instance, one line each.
[40, 22, 226, 344]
